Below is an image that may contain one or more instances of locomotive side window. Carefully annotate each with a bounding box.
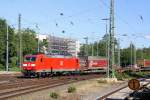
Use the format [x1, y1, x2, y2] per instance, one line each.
[24, 57, 36, 62]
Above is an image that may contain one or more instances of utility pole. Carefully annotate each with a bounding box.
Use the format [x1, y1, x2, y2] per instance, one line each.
[102, 18, 109, 78]
[107, 34, 110, 78]
[97, 41, 99, 56]
[142, 45, 144, 59]
[38, 28, 40, 53]
[130, 41, 133, 66]
[117, 38, 120, 67]
[109, 0, 115, 78]
[84, 37, 88, 56]
[6, 22, 9, 71]
[35, 24, 40, 53]
[18, 14, 22, 68]
[134, 44, 136, 66]
[101, 18, 109, 58]
[92, 43, 94, 56]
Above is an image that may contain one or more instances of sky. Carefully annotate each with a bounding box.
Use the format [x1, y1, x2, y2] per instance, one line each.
[0, 0, 150, 48]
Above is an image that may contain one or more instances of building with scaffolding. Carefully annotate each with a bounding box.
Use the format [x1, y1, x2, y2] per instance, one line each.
[47, 35, 80, 57]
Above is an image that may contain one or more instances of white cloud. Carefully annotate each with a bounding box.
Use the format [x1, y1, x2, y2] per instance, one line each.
[144, 35, 150, 39]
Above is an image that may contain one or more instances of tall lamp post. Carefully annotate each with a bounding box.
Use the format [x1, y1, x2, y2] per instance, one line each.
[116, 34, 127, 68]
[6, 22, 9, 71]
[102, 18, 109, 78]
[35, 24, 40, 53]
[18, 14, 22, 68]
[130, 41, 133, 66]
[83, 37, 88, 57]
[101, 18, 109, 57]
[131, 34, 139, 67]
[117, 38, 120, 67]
[96, 40, 99, 56]
[142, 45, 144, 59]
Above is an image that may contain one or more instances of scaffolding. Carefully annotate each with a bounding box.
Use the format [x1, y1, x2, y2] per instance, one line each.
[48, 35, 80, 57]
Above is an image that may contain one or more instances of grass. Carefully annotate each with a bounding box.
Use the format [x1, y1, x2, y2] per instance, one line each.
[0, 64, 5, 71]
[9, 67, 21, 72]
[97, 79, 107, 83]
[0, 64, 21, 72]
[49, 92, 59, 99]
[67, 86, 76, 93]
[115, 70, 150, 80]
[115, 71, 131, 80]
[0, 68, 5, 71]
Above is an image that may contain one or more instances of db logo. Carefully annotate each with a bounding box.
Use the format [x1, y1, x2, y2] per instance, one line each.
[60, 61, 63, 66]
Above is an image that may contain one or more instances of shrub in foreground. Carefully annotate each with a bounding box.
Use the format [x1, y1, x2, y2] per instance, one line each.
[49, 92, 59, 99]
[67, 86, 76, 93]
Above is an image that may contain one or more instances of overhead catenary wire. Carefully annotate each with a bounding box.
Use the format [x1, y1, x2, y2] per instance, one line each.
[99, 0, 139, 36]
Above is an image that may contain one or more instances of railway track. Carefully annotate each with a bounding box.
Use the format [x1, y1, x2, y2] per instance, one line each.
[0, 74, 103, 99]
[0, 77, 64, 90]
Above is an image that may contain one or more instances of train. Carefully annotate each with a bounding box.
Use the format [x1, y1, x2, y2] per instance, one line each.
[21, 53, 107, 77]
[137, 59, 150, 70]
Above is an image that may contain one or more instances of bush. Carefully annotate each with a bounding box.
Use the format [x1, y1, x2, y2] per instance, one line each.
[49, 92, 59, 99]
[115, 71, 133, 80]
[67, 86, 76, 93]
[97, 79, 107, 83]
[115, 71, 124, 80]
[0, 64, 5, 71]
[9, 57, 18, 67]
[9, 67, 20, 72]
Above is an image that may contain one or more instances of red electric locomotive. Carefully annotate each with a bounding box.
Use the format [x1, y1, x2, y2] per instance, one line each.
[22, 54, 79, 76]
[21, 54, 107, 77]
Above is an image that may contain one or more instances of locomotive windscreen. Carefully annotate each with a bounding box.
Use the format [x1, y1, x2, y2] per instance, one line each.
[24, 57, 36, 62]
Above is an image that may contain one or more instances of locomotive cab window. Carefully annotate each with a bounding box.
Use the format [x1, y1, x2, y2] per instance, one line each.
[24, 57, 36, 62]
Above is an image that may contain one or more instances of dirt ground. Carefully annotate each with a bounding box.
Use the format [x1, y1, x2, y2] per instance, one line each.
[8, 78, 125, 100]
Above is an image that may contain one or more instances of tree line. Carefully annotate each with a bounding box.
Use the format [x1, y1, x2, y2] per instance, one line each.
[79, 35, 150, 67]
[0, 18, 47, 71]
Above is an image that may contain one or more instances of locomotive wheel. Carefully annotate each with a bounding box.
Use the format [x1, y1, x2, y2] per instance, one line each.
[36, 73, 40, 78]
[41, 72, 47, 78]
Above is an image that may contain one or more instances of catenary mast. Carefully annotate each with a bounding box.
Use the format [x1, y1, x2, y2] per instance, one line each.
[109, 0, 115, 77]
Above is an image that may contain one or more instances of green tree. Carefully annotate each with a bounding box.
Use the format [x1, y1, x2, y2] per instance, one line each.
[0, 19, 16, 70]
[21, 28, 37, 55]
[79, 34, 117, 57]
[120, 43, 137, 67]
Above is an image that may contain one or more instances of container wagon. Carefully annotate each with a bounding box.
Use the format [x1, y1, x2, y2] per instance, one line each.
[137, 59, 150, 70]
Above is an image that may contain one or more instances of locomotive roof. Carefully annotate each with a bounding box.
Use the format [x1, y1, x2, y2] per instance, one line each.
[25, 55, 37, 57]
[24, 54, 75, 58]
[88, 56, 106, 59]
[45, 54, 74, 58]
[78, 56, 106, 60]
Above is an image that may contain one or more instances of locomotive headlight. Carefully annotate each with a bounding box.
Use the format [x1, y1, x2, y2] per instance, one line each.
[31, 64, 35, 67]
[23, 64, 27, 66]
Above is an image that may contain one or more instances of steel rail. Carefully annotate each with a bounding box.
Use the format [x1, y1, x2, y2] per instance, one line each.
[0, 74, 103, 99]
